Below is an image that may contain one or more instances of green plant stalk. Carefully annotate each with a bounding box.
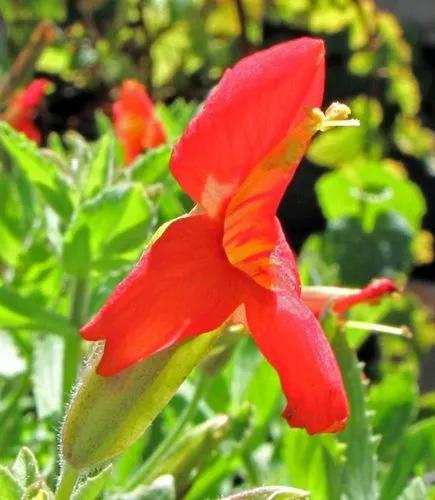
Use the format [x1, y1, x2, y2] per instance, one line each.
[55, 462, 80, 500]
[63, 277, 89, 403]
[126, 370, 209, 489]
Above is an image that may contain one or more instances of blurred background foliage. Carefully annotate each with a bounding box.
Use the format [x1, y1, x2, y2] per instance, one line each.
[1, 0, 435, 499]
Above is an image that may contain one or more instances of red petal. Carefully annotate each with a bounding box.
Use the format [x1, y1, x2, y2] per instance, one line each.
[81, 214, 247, 375]
[302, 279, 398, 317]
[332, 278, 398, 314]
[6, 79, 49, 143]
[224, 215, 301, 292]
[113, 80, 166, 164]
[15, 118, 42, 144]
[245, 286, 349, 434]
[13, 79, 49, 109]
[170, 37, 325, 218]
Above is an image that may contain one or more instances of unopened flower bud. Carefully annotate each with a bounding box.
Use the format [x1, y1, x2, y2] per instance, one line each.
[61, 330, 220, 470]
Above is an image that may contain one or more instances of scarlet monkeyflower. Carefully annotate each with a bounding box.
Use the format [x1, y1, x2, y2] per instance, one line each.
[113, 80, 166, 165]
[4, 79, 49, 144]
[82, 38, 394, 434]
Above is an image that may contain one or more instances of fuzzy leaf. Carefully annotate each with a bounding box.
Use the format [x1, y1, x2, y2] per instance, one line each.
[0, 122, 73, 218]
[0, 466, 22, 499]
[11, 447, 39, 488]
[32, 335, 64, 419]
[221, 486, 309, 499]
[397, 477, 427, 500]
[0, 286, 76, 337]
[331, 322, 378, 500]
[72, 466, 112, 500]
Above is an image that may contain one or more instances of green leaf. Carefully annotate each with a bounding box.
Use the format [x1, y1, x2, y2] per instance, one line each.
[221, 486, 309, 499]
[397, 478, 427, 500]
[62, 330, 222, 469]
[130, 146, 171, 185]
[186, 455, 239, 500]
[32, 335, 64, 419]
[72, 466, 112, 500]
[319, 213, 413, 286]
[111, 437, 147, 488]
[0, 169, 33, 267]
[0, 465, 22, 500]
[0, 122, 74, 219]
[380, 417, 435, 500]
[108, 475, 176, 500]
[368, 371, 417, 462]
[308, 127, 366, 167]
[0, 331, 26, 377]
[393, 117, 435, 159]
[83, 134, 115, 199]
[282, 428, 345, 500]
[387, 67, 420, 117]
[148, 415, 230, 493]
[243, 356, 281, 448]
[0, 286, 77, 337]
[155, 99, 197, 141]
[63, 183, 154, 275]
[316, 160, 425, 231]
[331, 323, 378, 500]
[308, 97, 384, 167]
[11, 447, 39, 488]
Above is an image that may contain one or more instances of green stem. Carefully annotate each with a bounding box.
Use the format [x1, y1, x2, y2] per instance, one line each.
[55, 463, 80, 500]
[63, 277, 89, 403]
[126, 371, 209, 489]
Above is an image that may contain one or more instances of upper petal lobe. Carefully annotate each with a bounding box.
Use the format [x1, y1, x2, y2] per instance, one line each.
[170, 38, 325, 217]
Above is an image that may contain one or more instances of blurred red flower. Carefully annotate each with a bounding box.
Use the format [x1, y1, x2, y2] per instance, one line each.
[113, 80, 166, 165]
[4, 79, 49, 144]
[81, 39, 395, 434]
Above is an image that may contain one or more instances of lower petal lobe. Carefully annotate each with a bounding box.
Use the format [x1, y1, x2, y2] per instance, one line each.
[81, 214, 247, 375]
[245, 285, 349, 434]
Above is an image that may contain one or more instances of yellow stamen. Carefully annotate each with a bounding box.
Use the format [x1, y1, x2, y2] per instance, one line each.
[308, 102, 360, 132]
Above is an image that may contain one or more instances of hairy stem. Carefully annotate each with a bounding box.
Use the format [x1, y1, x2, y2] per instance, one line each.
[55, 463, 80, 500]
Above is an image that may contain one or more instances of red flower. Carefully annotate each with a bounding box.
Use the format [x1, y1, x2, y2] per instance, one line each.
[113, 80, 166, 165]
[4, 79, 49, 144]
[81, 39, 389, 434]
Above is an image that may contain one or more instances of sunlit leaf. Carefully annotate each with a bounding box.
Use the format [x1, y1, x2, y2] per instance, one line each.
[0, 123, 74, 219]
[316, 160, 425, 230]
[331, 321, 378, 500]
[393, 117, 435, 158]
[11, 447, 39, 488]
[83, 133, 115, 199]
[0, 286, 76, 337]
[63, 183, 154, 275]
[32, 335, 64, 419]
[0, 331, 26, 378]
[221, 485, 309, 499]
[72, 465, 112, 500]
[368, 371, 417, 462]
[0, 466, 21, 500]
[397, 477, 427, 500]
[380, 417, 435, 500]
